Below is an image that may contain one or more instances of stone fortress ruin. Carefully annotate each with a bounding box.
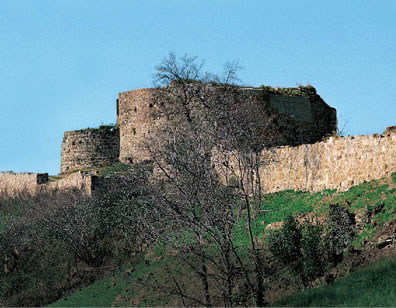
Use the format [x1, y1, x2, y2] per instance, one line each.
[61, 85, 337, 172]
[1, 84, 395, 197]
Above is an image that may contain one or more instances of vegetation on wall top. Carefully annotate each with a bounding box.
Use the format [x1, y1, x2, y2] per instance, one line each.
[76, 124, 118, 133]
[259, 84, 316, 96]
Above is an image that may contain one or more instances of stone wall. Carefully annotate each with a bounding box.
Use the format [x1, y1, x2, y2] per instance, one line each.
[2, 131, 394, 198]
[0, 172, 48, 197]
[117, 86, 337, 163]
[258, 132, 396, 193]
[0, 172, 97, 198]
[247, 87, 337, 145]
[44, 172, 95, 195]
[117, 88, 161, 164]
[270, 95, 312, 122]
[61, 126, 120, 173]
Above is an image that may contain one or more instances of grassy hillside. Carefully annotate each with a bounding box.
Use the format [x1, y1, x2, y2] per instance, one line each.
[47, 172, 396, 307]
[273, 256, 396, 306]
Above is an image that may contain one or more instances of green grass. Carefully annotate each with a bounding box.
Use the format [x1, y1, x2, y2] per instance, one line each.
[391, 172, 396, 184]
[333, 181, 389, 212]
[257, 189, 336, 229]
[47, 267, 128, 307]
[47, 256, 149, 307]
[48, 176, 62, 182]
[48, 254, 180, 307]
[273, 256, 396, 307]
[98, 162, 132, 177]
[353, 225, 377, 249]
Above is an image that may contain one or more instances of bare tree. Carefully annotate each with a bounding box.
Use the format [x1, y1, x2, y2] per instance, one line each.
[140, 52, 282, 306]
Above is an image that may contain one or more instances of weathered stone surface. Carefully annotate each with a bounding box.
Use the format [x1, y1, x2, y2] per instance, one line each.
[0, 172, 48, 197]
[60, 126, 120, 173]
[270, 95, 312, 122]
[376, 237, 393, 249]
[265, 222, 284, 230]
[383, 125, 396, 135]
[3, 85, 395, 198]
[43, 172, 95, 195]
[117, 88, 159, 164]
[117, 86, 337, 163]
[258, 133, 396, 193]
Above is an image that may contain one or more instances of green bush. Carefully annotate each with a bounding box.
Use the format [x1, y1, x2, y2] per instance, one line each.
[268, 216, 324, 287]
[301, 224, 325, 283]
[269, 204, 354, 288]
[323, 203, 355, 265]
[268, 215, 302, 266]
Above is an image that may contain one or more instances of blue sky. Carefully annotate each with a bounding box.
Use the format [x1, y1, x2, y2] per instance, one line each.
[0, 0, 395, 175]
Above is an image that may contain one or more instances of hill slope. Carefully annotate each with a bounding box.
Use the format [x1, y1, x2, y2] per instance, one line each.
[48, 172, 396, 307]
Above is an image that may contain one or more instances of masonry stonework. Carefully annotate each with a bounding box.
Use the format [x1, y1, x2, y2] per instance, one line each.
[44, 172, 95, 195]
[2, 83, 395, 198]
[117, 86, 337, 163]
[258, 133, 396, 193]
[117, 88, 160, 164]
[250, 87, 337, 145]
[0, 172, 48, 197]
[61, 126, 120, 173]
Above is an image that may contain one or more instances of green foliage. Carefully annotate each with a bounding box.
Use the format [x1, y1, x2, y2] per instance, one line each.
[353, 225, 376, 249]
[268, 204, 356, 288]
[0, 198, 23, 231]
[269, 216, 302, 265]
[301, 224, 325, 282]
[77, 123, 118, 133]
[392, 171, 396, 184]
[93, 123, 118, 131]
[48, 175, 62, 182]
[268, 216, 325, 287]
[323, 203, 355, 265]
